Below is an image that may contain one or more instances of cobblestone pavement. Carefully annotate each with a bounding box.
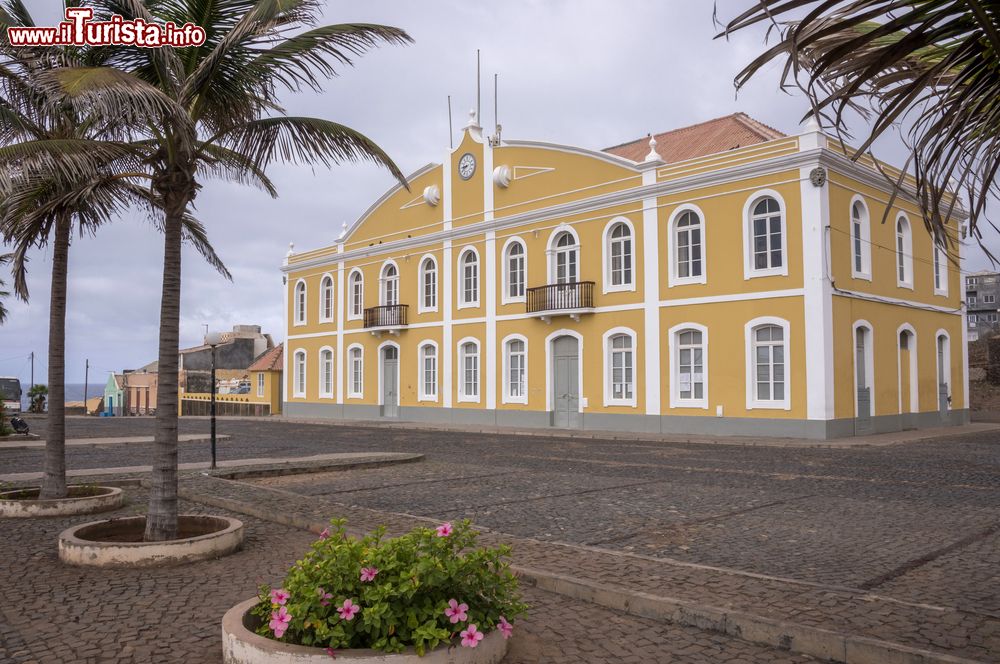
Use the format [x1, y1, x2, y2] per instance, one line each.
[6, 417, 1000, 610]
[184, 474, 1000, 662]
[0, 488, 817, 664]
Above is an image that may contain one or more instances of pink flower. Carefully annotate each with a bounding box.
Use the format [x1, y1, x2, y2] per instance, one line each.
[498, 616, 513, 639]
[270, 588, 290, 605]
[360, 566, 379, 582]
[269, 606, 292, 639]
[316, 587, 333, 607]
[444, 599, 468, 624]
[337, 599, 360, 621]
[460, 624, 484, 648]
[324, 646, 337, 658]
[318, 527, 330, 540]
[436, 522, 453, 537]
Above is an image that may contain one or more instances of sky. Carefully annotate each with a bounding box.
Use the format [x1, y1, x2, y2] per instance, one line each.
[3, 0, 997, 384]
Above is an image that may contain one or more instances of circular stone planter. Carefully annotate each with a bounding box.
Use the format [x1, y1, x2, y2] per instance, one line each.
[222, 598, 509, 664]
[59, 514, 244, 568]
[0, 485, 124, 518]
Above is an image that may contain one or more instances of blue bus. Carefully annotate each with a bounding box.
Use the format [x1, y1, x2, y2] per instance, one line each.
[0, 377, 22, 413]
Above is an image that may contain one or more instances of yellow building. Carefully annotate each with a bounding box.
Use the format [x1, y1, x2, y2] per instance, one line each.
[248, 344, 283, 415]
[280, 112, 968, 439]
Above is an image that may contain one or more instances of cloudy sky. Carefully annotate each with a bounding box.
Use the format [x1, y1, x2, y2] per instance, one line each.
[3, 1, 996, 384]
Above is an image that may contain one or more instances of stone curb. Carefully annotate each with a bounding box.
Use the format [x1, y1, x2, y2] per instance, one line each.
[0, 433, 232, 451]
[178, 483, 987, 664]
[208, 453, 423, 481]
[516, 567, 985, 664]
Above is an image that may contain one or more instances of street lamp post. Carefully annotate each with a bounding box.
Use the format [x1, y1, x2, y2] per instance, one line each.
[205, 332, 224, 470]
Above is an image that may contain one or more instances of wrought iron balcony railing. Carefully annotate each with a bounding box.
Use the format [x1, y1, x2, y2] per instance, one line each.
[364, 304, 408, 329]
[525, 281, 595, 316]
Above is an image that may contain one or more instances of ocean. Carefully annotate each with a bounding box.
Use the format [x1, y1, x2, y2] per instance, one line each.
[17, 383, 94, 410]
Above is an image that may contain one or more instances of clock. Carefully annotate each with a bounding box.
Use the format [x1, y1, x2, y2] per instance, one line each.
[458, 153, 476, 180]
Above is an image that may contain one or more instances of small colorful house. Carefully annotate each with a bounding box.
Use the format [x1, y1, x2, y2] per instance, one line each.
[248, 344, 283, 415]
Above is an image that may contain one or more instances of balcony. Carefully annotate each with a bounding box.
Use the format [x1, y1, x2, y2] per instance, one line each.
[526, 281, 595, 322]
[364, 304, 408, 334]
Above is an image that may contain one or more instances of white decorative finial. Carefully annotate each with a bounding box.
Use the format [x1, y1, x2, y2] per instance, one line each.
[466, 108, 480, 129]
[286, 242, 295, 257]
[339, 222, 348, 239]
[802, 115, 821, 132]
[644, 134, 662, 162]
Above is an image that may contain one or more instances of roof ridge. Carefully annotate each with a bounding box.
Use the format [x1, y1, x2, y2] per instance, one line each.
[603, 113, 783, 152]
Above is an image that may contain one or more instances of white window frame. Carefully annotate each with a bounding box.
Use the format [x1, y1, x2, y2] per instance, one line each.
[969, 314, 978, 326]
[895, 213, 914, 290]
[851, 320, 875, 418]
[602, 327, 637, 408]
[968, 295, 978, 306]
[318, 346, 334, 399]
[983, 294, 995, 304]
[417, 340, 438, 402]
[935, 329, 951, 408]
[501, 333, 529, 405]
[546, 226, 581, 285]
[849, 196, 872, 281]
[347, 343, 364, 398]
[256, 372, 265, 398]
[667, 322, 709, 409]
[418, 255, 438, 313]
[379, 260, 400, 307]
[896, 323, 919, 413]
[348, 269, 364, 321]
[376, 340, 400, 407]
[457, 337, 481, 403]
[293, 279, 307, 326]
[742, 190, 788, 280]
[293, 349, 307, 398]
[501, 237, 527, 305]
[457, 247, 480, 309]
[319, 274, 335, 323]
[602, 217, 636, 293]
[667, 204, 707, 287]
[933, 242, 949, 296]
[744, 317, 791, 410]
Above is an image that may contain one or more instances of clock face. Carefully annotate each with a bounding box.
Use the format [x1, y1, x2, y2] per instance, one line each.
[458, 153, 476, 180]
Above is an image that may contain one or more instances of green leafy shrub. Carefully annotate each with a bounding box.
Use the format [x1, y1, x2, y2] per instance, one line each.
[252, 519, 527, 655]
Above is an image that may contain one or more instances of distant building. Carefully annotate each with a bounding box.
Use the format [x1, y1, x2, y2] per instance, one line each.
[965, 271, 1000, 342]
[102, 370, 157, 416]
[179, 324, 275, 393]
[247, 344, 283, 414]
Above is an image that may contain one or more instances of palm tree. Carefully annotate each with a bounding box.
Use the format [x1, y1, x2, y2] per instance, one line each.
[69, 0, 410, 540]
[0, 0, 228, 499]
[0, 253, 11, 324]
[718, 1, 999, 244]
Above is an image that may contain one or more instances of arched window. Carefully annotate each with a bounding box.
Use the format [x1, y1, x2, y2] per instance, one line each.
[349, 270, 364, 319]
[293, 280, 307, 325]
[604, 330, 635, 406]
[605, 221, 633, 290]
[319, 348, 334, 398]
[933, 238, 948, 295]
[319, 275, 334, 322]
[936, 332, 951, 407]
[674, 210, 703, 283]
[380, 262, 399, 306]
[419, 343, 437, 400]
[851, 199, 872, 279]
[458, 340, 480, 401]
[552, 231, 579, 284]
[748, 322, 787, 408]
[745, 194, 785, 277]
[460, 249, 479, 306]
[504, 240, 526, 302]
[504, 337, 527, 403]
[293, 349, 306, 397]
[672, 327, 706, 407]
[348, 345, 364, 397]
[896, 215, 913, 288]
[419, 257, 437, 311]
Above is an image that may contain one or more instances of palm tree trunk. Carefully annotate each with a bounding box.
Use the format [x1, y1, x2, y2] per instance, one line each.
[38, 212, 70, 499]
[144, 195, 184, 541]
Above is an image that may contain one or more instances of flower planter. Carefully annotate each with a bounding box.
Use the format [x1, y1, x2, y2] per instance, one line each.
[59, 514, 244, 568]
[0, 485, 124, 518]
[222, 598, 509, 664]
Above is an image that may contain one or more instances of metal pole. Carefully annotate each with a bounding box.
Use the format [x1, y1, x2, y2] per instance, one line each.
[210, 344, 217, 470]
[83, 359, 89, 414]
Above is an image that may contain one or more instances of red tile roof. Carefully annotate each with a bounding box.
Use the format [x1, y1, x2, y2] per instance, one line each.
[604, 113, 786, 163]
[248, 344, 283, 372]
